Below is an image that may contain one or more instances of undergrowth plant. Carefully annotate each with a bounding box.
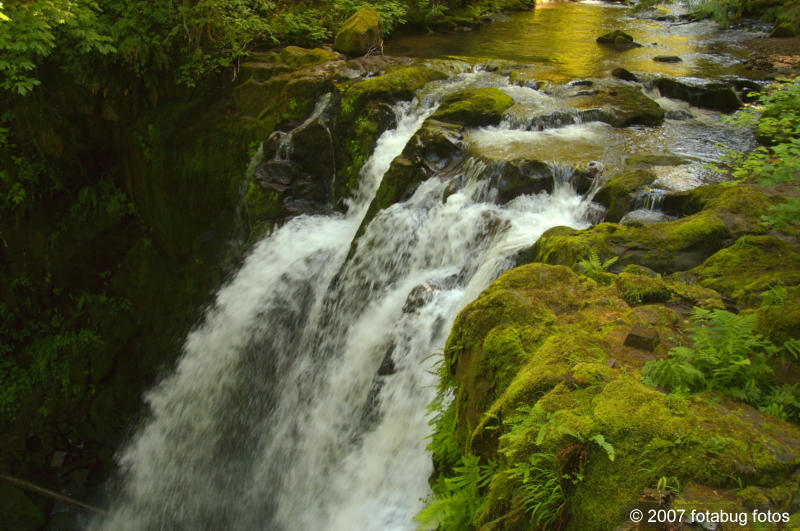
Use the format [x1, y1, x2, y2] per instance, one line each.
[715, 79, 800, 229]
[577, 249, 618, 282]
[643, 308, 800, 422]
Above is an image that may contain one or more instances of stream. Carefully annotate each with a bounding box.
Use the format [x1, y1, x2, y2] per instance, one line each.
[94, 2, 762, 529]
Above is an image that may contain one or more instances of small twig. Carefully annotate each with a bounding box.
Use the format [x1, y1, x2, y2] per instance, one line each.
[0, 473, 107, 515]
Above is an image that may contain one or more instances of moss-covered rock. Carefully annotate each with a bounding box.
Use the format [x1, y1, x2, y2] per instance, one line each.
[615, 272, 672, 305]
[690, 235, 800, 306]
[334, 8, 382, 56]
[594, 169, 657, 222]
[432, 260, 800, 530]
[432, 87, 514, 127]
[527, 184, 772, 274]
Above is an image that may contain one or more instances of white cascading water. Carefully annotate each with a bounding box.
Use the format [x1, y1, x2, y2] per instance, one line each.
[93, 72, 593, 530]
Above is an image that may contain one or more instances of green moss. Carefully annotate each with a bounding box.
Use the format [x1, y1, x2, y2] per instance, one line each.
[340, 66, 448, 123]
[528, 184, 772, 275]
[691, 235, 800, 305]
[427, 251, 800, 529]
[594, 169, 656, 222]
[245, 181, 285, 242]
[615, 272, 672, 305]
[432, 87, 514, 127]
[333, 7, 382, 56]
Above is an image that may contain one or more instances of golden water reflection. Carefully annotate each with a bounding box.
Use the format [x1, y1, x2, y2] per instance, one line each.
[385, 1, 756, 82]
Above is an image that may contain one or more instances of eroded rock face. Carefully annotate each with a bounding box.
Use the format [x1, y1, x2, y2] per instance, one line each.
[334, 7, 383, 56]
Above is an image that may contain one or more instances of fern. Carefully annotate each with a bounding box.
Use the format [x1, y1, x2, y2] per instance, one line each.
[643, 308, 800, 422]
[415, 452, 494, 530]
[508, 452, 566, 529]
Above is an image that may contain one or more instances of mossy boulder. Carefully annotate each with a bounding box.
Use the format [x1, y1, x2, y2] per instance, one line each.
[594, 169, 657, 222]
[334, 7, 382, 56]
[432, 87, 514, 127]
[654, 77, 742, 112]
[690, 235, 800, 306]
[434, 262, 800, 530]
[238, 47, 339, 81]
[527, 184, 772, 274]
[615, 272, 672, 305]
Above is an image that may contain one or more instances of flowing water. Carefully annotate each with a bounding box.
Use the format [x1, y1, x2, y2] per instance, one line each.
[95, 2, 760, 529]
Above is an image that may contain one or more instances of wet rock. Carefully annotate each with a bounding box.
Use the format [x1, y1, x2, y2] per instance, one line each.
[624, 325, 660, 351]
[530, 184, 771, 274]
[569, 79, 594, 87]
[403, 283, 438, 313]
[412, 119, 465, 170]
[571, 83, 665, 127]
[665, 109, 693, 120]
[654, 77, 742, 112]
[625, 151, 687, 168]
[597, 30, 643, 50]
[334, 8, 382, 56]
[653, 55, 683, 63]
[612, 67, 639, 82]
[594, 169, 657, 222]
[492, 159, 555, 203]
[432, 87, 514, 127]
[620, 209, 674, 226]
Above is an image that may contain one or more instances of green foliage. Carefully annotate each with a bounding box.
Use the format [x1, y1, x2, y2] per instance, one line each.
[715, 79, 800, 229]
[0, 0, 115, 95]
[415, 452, 495, 530]
[507, 452, 567, 528]
[577, 249, 618, 283]
[643, 308, 800, 422]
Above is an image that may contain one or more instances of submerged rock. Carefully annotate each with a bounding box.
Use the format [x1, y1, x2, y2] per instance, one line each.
[653, 55, 682, 63]
[334, 7, 383, 56]
[611, 67, 639, 82]
[654, 77, 742, 112]
[597, 30, 643, 50]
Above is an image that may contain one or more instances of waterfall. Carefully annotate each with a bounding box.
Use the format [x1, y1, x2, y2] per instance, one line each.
[94, 74, 590, 530]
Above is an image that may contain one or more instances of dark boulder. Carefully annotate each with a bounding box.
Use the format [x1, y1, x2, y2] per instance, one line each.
[654, 77, 741, 112]
[597, 30, 643, 50]
[612, 67, 639, 82]
[653, 55, 682, 63]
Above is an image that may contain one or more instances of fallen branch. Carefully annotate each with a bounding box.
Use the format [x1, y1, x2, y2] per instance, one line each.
[0, 473, 107, 515]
